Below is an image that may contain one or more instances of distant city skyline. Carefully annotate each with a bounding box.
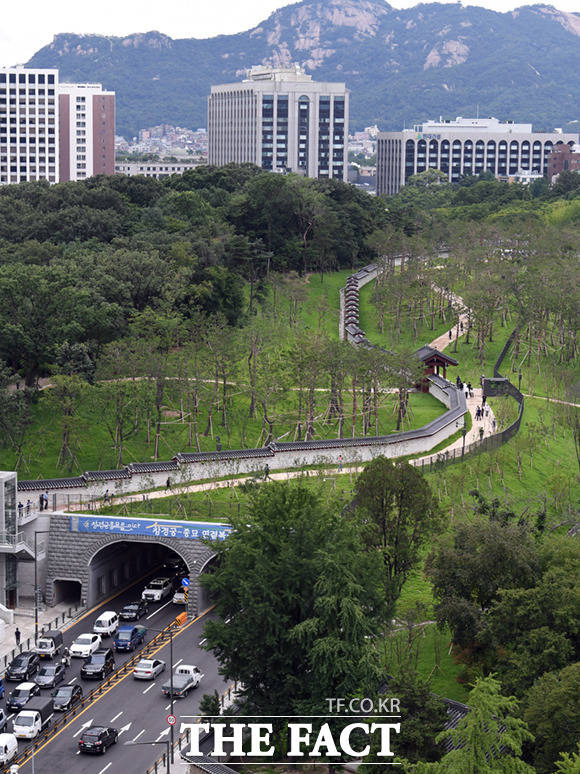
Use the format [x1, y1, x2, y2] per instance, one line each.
[1, 0, 579, 68]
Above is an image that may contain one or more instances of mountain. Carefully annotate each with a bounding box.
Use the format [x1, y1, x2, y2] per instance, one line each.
[26, 0, 580, 139]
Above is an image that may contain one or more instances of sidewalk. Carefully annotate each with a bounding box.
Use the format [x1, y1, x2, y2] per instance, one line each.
[0, 601, 81, 667]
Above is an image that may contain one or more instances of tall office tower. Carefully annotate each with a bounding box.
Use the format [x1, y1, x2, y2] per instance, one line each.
[376, 117, 579, 195]
[208, 65, 349, 181]
[58, 83, 115, 181]
[0, 68, 59, 185]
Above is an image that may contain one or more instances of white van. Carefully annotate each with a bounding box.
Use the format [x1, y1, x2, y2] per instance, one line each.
[93, 611, 119, 638]
[0, 733, 18, 766]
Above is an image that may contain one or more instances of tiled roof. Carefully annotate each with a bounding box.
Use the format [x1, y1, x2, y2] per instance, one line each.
[83, 468, 132, 481]
[18, 476, 86, 491]
[175, 448, 274, 463]
[414, 344, 459, 366]
[128, 461, 179, 473]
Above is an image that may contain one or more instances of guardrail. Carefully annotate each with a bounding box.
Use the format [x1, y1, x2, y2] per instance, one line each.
[2, 617, 183, 772]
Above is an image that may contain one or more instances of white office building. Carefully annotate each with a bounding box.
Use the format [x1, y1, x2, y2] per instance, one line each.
[0, 67, 59, 185]
[208, 65, 349, 181]
[377, 116, 579, 195]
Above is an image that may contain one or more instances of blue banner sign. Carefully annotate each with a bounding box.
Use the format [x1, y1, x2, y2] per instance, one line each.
[71, 515, 233, 542]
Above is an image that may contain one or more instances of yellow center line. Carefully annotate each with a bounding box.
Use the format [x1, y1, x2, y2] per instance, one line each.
[19, 605, 215, 767]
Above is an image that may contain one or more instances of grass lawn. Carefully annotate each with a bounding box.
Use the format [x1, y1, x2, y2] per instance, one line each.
[358, 278, 451, 352]
[0, 383, 445, 479]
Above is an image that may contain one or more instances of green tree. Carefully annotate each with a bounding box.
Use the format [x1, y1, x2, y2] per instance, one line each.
[552, 744, 580, 774]
[523, 663, 580, 774]
[201, 482, 385, 723]
[411, 676, 535, 774]
[354, 457, 444, 614]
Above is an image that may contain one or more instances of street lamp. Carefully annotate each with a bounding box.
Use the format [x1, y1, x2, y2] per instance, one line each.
[125, 740, 170, 774]
[461, 423, 467, 458]
[34, 530, 50, 644]
[147, 624, 177, 763]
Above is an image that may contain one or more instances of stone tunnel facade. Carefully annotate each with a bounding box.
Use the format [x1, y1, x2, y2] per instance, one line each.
[45, 512, 218, 618]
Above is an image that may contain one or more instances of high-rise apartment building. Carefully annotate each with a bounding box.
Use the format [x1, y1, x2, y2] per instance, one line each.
[0, 67, 115, 185]
[208, 65, 349, 181]
[0, 68, 59, 185]
[58, 83, 115, 181]
[376, 117, 579, 195]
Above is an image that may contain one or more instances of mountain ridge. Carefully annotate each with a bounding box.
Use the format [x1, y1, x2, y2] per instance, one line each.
[26, 0, 580, 138]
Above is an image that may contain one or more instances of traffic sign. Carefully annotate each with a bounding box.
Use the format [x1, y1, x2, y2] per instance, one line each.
[181, 577, 190, 587]
[167, 714, 176, 726]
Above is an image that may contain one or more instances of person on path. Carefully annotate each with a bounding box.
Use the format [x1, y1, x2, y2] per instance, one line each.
[338, 455, 343, 472]
[26, 499, 32, 514]
[479, 427, 484, 441]
[467, 381, 472, 397]
[15, 627, 21, 646]
[460, 321, 464, 332]
[456, 375, 461, 388]
[492, 418, 497, 431]
[43, 491, 49, 511]
[485, 405, 490, 418]
[17, 502, 23, 519]
[166, 477, 172, 490]
[465, 389, 469, 400]
[39, 493, 44, 511]
[103, 489, 110, 504]
[449, 329, 452, 340]
[482, 394, 487, 407]
[263, 464, 271, 481]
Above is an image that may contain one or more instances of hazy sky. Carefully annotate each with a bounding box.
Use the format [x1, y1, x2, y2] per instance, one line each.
[1, 0, 579, 68]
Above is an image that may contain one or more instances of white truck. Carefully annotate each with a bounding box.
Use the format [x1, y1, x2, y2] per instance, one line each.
[0, 733, 18, 766]
[162, 665, 204, 698]
[33, 629, 64, 659]
[12, 697, 53, 739]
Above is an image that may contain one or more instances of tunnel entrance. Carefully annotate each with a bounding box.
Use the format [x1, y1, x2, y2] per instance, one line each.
[87, 540, 189, 608]
[53, 579, 82, 606]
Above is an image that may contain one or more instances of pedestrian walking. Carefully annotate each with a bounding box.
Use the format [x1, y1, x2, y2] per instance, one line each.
[263, 464, 271, 480]
[456, 375, 461, 388]
[216, 436, 222, 452]
[17, 502, 23, 519]
[492, 418, 497, 431]
[43, 491, 49, 511]
[465, 389, 469, 400]
[476, 407, 481, 421]
[15, 627, 21, 646]
[166, 477, 172, 490]
[449, 329, 452, 340]
[39, 493, 44, 511]
[482, 394, 486, 407]
[485, 405, 490, 418]
[460, 321, 464, 332]
[479, 427, 484, 441]
[103, 489, 110, 504]
[26, 499, 32, 515]
[467, 381, 472, 397]
[338, 454, 343, 472]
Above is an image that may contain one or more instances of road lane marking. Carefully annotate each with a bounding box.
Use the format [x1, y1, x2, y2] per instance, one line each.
[110, 711, 123, 722]
[165, 704, 171, 710]
[146, 599, 173, 620]
[199, 638, 207, 646]
[18, 605, 215, 768]
[73, 719, 93, 738]
[156, 728, 170, 741]
[174, 658, 183, 668]
[97, 763, 112, 774]
[131, 729, 146, 743]
[142, 683, 155, 694]
[68, 677, 77, 684]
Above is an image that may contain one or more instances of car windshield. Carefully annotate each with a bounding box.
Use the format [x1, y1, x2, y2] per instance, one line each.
[94, 621, 109, 628]
[55, 687, 73, 697]
[124, 605, 138, 611]
[12, 657, 27, 666]
[37, 641, 51, 649]
[136, 661, 152, 669]
[89, 654, 106, 662]
[117, 631, 132, 641]
[148, 580, 165, 588]
[39, 666, 56, 675]
[16, 717, 34, 726]
[12, 689, 29, 698]
[75, 636, 93, 645]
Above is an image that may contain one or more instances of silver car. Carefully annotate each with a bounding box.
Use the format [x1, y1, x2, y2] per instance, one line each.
[133, 658, 166, 680]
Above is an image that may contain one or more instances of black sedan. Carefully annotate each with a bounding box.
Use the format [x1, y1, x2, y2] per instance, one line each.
[5, 652, 40, 681]
[78, 726, 118, 754]
[80, 649, 115, 680]
[119, 600, 149, 621]
[6, 682, 40, 711]
[52, 684, 83, 711]
[35, 663, 66, 689]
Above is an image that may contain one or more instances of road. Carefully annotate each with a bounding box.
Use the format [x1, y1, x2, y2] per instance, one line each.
[8, 575, 229, 773]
